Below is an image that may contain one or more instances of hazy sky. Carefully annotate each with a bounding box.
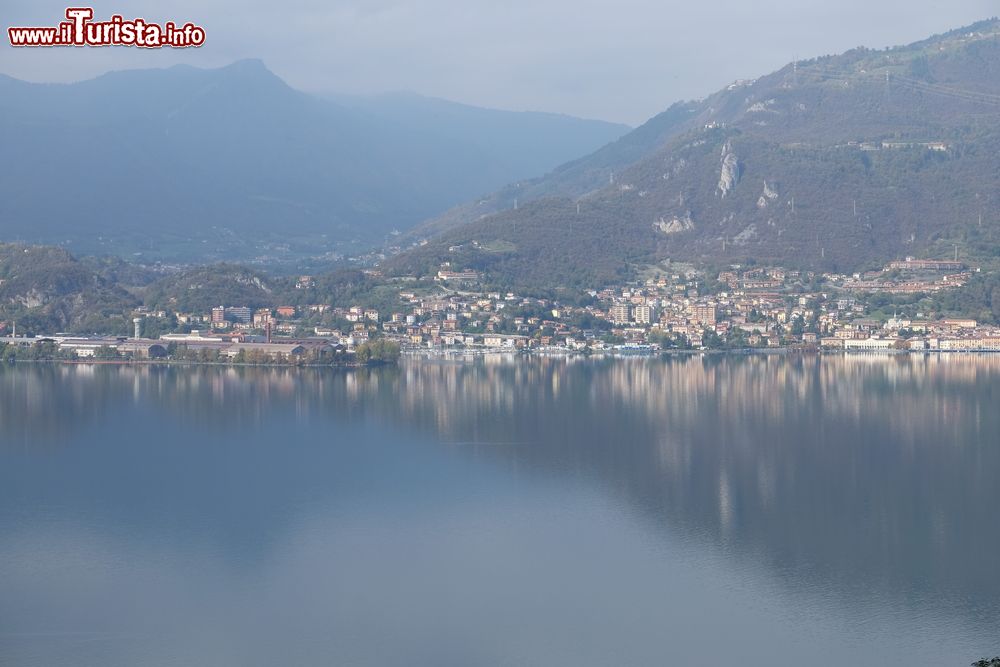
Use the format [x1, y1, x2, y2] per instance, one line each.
[1, 0, 995, 124]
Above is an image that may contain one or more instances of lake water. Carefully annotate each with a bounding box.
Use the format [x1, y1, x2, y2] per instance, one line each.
[1, 355, 998, 666]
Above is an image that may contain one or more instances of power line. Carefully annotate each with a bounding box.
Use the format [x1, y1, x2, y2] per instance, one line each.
[797, 63, 1000, 107]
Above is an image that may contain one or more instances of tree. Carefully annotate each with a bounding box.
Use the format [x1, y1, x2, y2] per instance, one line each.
[702, 328, 724, 349]
[355, 339, 400, 364]
[790, 316, 805, 337]
[27, 341, 59, 360]
[726, 327, 749, 349]
[93, 345, 120, 360]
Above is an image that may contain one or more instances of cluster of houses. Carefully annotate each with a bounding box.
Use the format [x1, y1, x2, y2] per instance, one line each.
[832, 257, 972, 294]
[579, 263, 1000, 352]
[5, 256, 999, 358]
[368, 259, 1000, 353]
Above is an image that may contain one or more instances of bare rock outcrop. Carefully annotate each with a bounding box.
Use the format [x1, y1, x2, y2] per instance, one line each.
[717, 141, 741, 198]
[653, 214, 695, 235]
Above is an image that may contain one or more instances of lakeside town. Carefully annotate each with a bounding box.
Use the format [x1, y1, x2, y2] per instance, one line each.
[2, 255, 1000, 363]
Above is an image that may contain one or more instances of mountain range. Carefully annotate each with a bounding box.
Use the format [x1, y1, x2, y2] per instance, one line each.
[391, 19, 1000, 289]
[0, 60, 627, 263]
[5, 18, 1000, 302]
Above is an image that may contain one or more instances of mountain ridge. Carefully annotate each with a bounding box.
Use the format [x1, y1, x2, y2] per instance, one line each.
[390, 18, 1000, 288]
[0, 60, 628, 263]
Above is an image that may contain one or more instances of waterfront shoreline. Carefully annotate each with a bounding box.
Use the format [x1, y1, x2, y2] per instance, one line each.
[6, 345, 1000, 370]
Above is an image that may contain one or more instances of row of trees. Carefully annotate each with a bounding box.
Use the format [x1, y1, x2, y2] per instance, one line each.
[0, 340, 401, 366]
[0, 341, 74, 362]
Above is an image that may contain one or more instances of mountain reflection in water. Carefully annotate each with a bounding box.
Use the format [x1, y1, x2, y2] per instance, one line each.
[1, 355, 997, 666]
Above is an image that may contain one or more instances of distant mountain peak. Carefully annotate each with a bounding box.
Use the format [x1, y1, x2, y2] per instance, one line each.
[221, 58, 270, 73]
[0, 59, 628, 262]
[210, 58, 291, 94]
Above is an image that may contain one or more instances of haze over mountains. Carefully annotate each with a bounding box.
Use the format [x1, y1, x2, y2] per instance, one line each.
[394, 19, 1000, 289]
[7, 15, 1000, 334]
[0, 60, 627, 262]
[4, 18, 1000, 295]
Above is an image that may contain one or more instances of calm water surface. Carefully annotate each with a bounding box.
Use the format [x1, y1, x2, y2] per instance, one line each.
[1, 355, 998, 666]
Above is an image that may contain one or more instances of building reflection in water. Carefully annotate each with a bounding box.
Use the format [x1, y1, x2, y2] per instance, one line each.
[1, 354, 999, 628]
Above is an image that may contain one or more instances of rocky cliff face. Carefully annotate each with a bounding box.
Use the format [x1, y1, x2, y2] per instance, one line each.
[757, 181, 779, 209]
[654, 214, 695, 235]
[717, 141, 741, 198]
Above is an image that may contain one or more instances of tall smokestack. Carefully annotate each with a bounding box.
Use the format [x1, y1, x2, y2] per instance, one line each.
[133, 317, 142, 339]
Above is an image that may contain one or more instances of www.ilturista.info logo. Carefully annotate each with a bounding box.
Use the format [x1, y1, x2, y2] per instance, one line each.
[8, 8, 205, 48]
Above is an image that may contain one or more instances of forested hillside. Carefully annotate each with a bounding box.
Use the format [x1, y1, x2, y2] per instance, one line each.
[397, 20, 1000, 288]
